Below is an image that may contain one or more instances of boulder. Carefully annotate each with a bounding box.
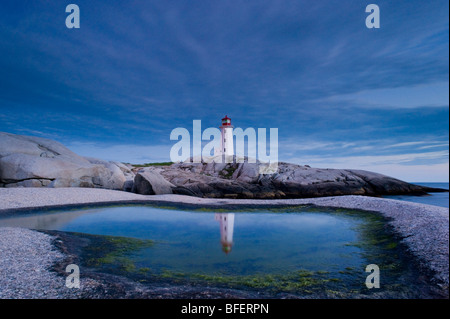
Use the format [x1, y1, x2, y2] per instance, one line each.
[84, 157, 127, 190]
[160, 159, 447, 199]
[0, 132, 127, 190]
[4, 179, 51, 188]
[0, 131, 86, 160]
[111, 161, 135, 181]
[123, 180, 134, 192]
[132, 170, 174, 195]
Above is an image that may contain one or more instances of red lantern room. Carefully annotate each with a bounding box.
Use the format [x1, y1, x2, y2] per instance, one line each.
[221, 115, 231, 126]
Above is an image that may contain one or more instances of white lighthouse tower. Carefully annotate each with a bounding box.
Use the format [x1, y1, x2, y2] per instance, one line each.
[219, 115, 234, 157]
[214, 213, 235, 254]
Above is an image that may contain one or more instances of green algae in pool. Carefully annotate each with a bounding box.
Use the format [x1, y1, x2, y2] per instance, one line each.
[0, 205, 426, 297]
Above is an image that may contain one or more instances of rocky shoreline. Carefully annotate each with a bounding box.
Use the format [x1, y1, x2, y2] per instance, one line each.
[0, 188, 448, 299]
[156, 160, 447, 199]
[1, 131, 448, 298]
[1, 131, 447, 199]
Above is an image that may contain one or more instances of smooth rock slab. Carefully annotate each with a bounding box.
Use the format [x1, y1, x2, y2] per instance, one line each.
[0, 132, 128, 190]
[132, 170, 174, 195]
[161, 160, 446, 199]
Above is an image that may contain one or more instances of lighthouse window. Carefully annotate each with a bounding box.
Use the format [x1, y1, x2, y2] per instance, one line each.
[224, 138, 226, 142]
[224, 148, 226, 152]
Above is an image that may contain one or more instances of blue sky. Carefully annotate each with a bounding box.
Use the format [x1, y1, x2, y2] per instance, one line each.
[0, 0, 448, 182]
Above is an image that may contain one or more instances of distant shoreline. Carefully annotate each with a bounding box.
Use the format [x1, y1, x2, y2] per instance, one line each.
[382, 182, 449, 208]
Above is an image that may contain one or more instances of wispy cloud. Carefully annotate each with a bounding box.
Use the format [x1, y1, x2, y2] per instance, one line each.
[0, 0, 448, 181]
[288, 150, 448, 166]
[320, 81, 449, 109]
[280, 138, 449, 155]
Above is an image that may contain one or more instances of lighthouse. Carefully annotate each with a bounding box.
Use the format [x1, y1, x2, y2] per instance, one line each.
[219, 115, 234, 157]
[215, 213, 235, 254]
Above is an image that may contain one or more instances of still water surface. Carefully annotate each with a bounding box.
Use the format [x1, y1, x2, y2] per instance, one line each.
[0, 205, 431, 297]
[384, 182, 449, 208]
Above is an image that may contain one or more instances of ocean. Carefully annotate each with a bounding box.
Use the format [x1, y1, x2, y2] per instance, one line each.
[383, 182, 449, 208]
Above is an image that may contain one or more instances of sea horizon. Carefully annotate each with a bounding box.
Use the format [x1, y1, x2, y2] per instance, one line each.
[385, 182, 449, 208]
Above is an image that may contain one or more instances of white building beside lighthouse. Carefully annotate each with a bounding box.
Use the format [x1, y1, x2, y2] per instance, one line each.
[219, 115, 234, 157]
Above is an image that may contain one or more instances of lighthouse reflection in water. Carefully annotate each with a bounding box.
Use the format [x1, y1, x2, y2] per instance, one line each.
[0, 204, 419, 296]
[215, 213, 235, 254]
